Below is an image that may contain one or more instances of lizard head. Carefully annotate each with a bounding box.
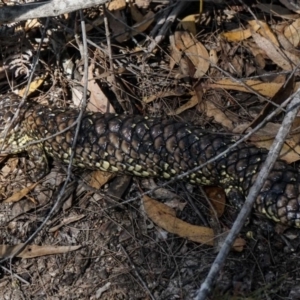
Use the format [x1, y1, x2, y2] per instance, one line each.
[0, 93, 29, 153]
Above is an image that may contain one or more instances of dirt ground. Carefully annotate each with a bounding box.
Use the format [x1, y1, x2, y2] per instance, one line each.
[1, 0, 300, 299]
[2, 169, 300, 299]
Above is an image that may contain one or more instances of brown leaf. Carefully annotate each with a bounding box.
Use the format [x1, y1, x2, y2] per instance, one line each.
[18, 75, 47, 97]
[129, 2, 144, 22]
[88, 170, 115, 189]
[143, 195, 245, 251]
[169, 93, 199, 115]
[248, 20, 279, 46]
[175, 31, 210, 78]
[221, 28, 252, 42]
[143, 195, 215, 246]
[143, 90, 186, 104]
[4, 182, 39, 203]
[199, 100, 234, 130]
[0, 244, 81, 259]
[180, 14, 197, 35]
[249, 74, 294, 130]
[208, 78, 283, 98]
[114, 11, 155, 43]
[87, 65, 115, 113]
[252, 31, 299, 70]
[131, 11, 155, 35]
[107, 0, 126, 11]
[249, 122, 300, 163]
[284, 18, 300, 47]
[49, 214, 85, 233]
[169, 38, 190, 77]
[204, 186, 226, 218]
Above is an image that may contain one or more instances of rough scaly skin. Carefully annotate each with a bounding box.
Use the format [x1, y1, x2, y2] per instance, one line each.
[1, 93, 300, 227]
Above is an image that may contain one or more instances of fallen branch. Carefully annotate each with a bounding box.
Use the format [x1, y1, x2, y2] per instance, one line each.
[0, 0, 108, 24]
[195, 85, 300, 299]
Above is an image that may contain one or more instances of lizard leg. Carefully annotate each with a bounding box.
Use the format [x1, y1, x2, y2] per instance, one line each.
[27, 143, 49, 180]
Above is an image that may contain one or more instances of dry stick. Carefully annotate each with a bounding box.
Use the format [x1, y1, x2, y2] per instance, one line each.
[195, 87, 300, 300]
[103, 6, 123, 112]
[0, 0, 108, 23]
[1, 265, 30, 285]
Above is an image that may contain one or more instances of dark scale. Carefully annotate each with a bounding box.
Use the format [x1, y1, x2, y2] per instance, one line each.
[1, 93, 300, 227]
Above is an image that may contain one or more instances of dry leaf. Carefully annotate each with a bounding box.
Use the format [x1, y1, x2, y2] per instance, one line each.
[230, 56, 243, 76]
[1, 157, 18, 178]
[143, 90, 186, 103]
[248, 20, 279, 46]
[172, 32, 195, 77]
[222, 28, 252, 42]
[249, 75, 295, 132]
[249, 74, 294, 130]
[244, 41, 266, 69]
[277, 31, 300, 54]
[87, 64, 115, 113]
[143, 195, 215, 246]
[114, 11, 155, 43]
[252, 31, 298, 70]
[129, 2, 144, 22]
[85, 16, 104, 32]
[107, 0, 126, 11]
[200, 100, 234, 130]
[204, 186, 226, 218]
[89, 170, 115, 189]
[180, 14, 197, 35]
[0, 244, 81, 259]
[18, 75, 47, 97]
[131, 11, 155, 37]
[284, 18, 300, 47]
[164, 199, 187, 211]
[4, 182, 39, 203]
[143, 196, 244, 251]
[169, 35, 183, 70]
[108, 10, 128, 42]
[221, 18, 264, 42]
[208, 78, 283, 98]
[175, 31, 210, 78]
[49, 214, 85, 233]
[249, 122, 300, 163]
[168, 93, 199, 115]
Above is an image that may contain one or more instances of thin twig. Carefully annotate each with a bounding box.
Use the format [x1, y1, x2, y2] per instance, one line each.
[103, 6, 121, 112]
[1, 265, 30, 285]
[195, 87, 300, 300]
